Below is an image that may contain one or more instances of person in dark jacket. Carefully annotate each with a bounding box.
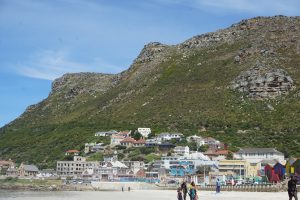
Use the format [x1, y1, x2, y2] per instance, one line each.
[177, 188, 183, 200]
[288, 176, 298, 200]
[181, 181, 188, 200]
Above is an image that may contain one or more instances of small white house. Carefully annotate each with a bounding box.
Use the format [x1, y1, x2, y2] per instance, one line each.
[174, 146, 190, 155]
[95, 130, 118, 137]
[157, 133, 183, 141]
[138, 128, 151, 138]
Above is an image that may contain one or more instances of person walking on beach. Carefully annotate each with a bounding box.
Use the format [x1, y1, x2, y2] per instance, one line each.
[177, 187, 183, 200]
[181, 181, 188, 200]
[288, 176, 298, 200]
[216, 178, 221, 193]
[189, 181, 197, 200]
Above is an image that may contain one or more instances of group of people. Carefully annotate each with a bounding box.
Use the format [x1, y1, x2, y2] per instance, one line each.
[177, 178, 221, 200]
[177, 181, 198, 200]
[176, 176, 298, 200]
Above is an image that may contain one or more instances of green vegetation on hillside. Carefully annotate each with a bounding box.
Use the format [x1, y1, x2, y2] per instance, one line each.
[1, 16, 300, 168]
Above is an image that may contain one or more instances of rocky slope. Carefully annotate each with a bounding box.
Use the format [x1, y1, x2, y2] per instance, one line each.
[1, 16, 300, 167]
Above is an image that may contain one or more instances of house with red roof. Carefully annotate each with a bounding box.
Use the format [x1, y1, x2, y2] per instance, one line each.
[120, 137, 145, 148]
[65, 149, 80, 156]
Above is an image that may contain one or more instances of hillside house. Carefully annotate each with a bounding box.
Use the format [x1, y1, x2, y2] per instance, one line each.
[120, 137, 146, 147]
[85, 143, 104, 154]
[110, 135, 126, 146]
[95, 130, 118, 137]
[233, 148, 285, 163]
[65, 149, 80, 156]
[118, 130, 132, 138]
[137, 128, 151, 138]
[145, 138, 161, 147]
[120, 137, 136, 147]
[157, 133, 183, 141]
[174, 146, 190, 155]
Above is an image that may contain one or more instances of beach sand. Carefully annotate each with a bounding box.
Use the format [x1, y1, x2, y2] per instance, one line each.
[0, 190, 289, 200]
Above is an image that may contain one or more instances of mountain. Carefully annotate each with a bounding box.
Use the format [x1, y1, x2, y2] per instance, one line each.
[1, 16, 300, 167]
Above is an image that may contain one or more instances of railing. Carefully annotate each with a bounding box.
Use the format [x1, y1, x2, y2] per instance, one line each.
[198, 184, 281, 192]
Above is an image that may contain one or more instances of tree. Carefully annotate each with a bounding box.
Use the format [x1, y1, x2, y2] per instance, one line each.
[132, 132, 143, 140]
[226, 151, 233, 160]
[198, 144, 209, 152]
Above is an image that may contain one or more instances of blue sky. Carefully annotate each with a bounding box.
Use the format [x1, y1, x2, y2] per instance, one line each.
[1, 0, 300, 127]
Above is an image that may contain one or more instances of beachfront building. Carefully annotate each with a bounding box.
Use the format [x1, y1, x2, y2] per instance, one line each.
[217, 160, 249, 178]
[137, 128, 151, 138]
[97, 160, 133, 181]
[18, 163, 39, 177]
[285, 158, 296, 176]
[0, 160, 15, 175]
[123, 161, 145, 174]
[56, 156, 99, 177]
[233, 148, 285, 163]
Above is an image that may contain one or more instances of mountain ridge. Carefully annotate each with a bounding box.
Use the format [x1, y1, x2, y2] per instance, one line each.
[1, 15, 300, 167]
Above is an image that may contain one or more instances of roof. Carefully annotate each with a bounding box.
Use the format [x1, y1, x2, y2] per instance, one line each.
[174, 146, 188, 150]
[118, 130, 131, 135]
[111, 135, 125, 139]
[261, 159, 278, 165]
[204, 137, 218, 142]
[103, 161, 128, 168]
[120, 137, 136, 143]
[66, 150, 79, 153]
[23, 165, 39, 172]
[133, 139, 146, 144]
[216, 150, 229, 155]
[236, 148, 284, 155]
[0, 160, 14, 166]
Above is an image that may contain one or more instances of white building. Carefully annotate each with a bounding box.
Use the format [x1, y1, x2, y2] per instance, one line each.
[174, 146, 190, 155]
[137, 128, 151, 138]
[233, 148, 285, 163]
[56, 156, 99, 177]
[95, 130, 118, 137]
[110, 135, 125, 146]
[85, 143, 104, 154]
[157, 133, 183, 141]
[187, 135, 203, 143]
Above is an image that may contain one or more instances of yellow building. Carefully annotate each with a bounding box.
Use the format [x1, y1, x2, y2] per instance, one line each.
[217, 160, 259, 177]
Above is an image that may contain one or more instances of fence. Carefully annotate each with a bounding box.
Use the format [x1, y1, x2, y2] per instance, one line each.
[198, 184, 281, 192]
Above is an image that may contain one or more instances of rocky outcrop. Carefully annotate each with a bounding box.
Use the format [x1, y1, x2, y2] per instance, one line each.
[230, 65, 294, 99]
[51, 72, 118, 99]
[133, 42, 168, 64]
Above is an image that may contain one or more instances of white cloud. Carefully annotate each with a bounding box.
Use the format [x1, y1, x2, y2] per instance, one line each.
[15, 50, 122, 80]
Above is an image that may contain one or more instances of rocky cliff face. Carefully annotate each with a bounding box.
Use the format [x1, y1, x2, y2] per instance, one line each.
[230, 64, 294, 99]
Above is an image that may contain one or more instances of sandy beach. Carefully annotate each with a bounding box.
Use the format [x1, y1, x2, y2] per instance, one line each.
[0, 190, 289, 200]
